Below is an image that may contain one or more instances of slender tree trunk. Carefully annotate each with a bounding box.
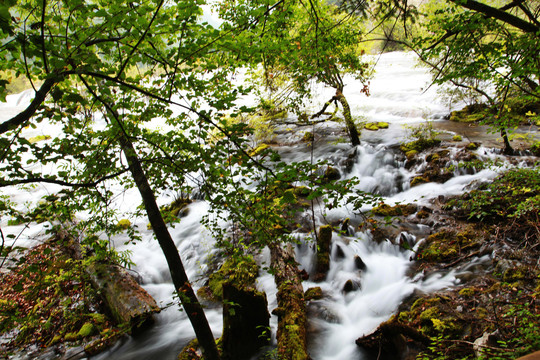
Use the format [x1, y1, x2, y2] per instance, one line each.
[335, 89, 360, 146]
[501, 128, 514, 155]
[118, 135, 221, 360]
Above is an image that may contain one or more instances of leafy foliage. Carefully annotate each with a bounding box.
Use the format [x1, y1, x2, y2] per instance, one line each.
[0, 244, 120, 353]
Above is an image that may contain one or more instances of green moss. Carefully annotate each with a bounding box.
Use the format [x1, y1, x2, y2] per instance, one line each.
[466, 142, 480, 150]
[458, 287, 475, 297]
[405, 150, 417, 161]
[416, 210, 430, 219]
[410, 176, 429, 187]
[452, 135, 463, 141]
[400, 138, 441, 153]
[90, 313, 106, 324]
[304, 287, 323, 300]
[64, 332, 78, 342]
[419, 306, 440, 324]
[371, 203, 417, 216]
[364, 122, 379, 131]
[77, 322, 97, 338]
[398, 311, 410, 323]
[292, 186, 311, 198]
[426, 153, 440, 162]
[208, 255, 259, 300]
[502, 266, 528, 282]
[476, 307, 488, 319]
[364, 122, 389, 131]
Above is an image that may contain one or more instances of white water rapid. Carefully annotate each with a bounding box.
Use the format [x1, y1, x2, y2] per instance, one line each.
[1, 52, 502, 360]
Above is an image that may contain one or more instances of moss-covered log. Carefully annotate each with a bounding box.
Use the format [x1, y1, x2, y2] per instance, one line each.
[87, 262, 160, 333]
[57, 232, 160, 333]
[270, 244, 311, 360]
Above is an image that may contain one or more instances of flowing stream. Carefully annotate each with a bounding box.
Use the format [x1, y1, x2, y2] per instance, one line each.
[1, 52, 506, 359]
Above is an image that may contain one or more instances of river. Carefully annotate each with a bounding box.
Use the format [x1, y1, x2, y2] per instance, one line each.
[0, 51, 512, 359]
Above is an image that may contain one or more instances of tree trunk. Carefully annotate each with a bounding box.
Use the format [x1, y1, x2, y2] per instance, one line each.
[500, 128, 514, 155]
[222, 282, 270, 360]
[335, 89, 360, 146]
[270, 243, 311, 360]
[118, 135, 221, 360]
[314, 225, 332, 282]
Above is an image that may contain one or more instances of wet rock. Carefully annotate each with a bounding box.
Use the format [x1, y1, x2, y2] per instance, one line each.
[323, 166, 341, 182]
[340, 147, 358, 173]
[307, 302, 341, 324]
[354, 255, 367, 271]
[335, 245, 346, 259]
[342, 279, 361, 293]
[304, 287, 324, 301]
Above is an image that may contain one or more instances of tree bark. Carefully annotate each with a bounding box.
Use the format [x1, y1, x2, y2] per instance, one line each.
[0, 77, 60, 135]
[314, 225, 332, 282]
[270, 243, 311, 360]
[448, 0, 539, 34]
[335, 90, 361, 146]
[118, 135, 221, 360]
[500, 128, 514, 155]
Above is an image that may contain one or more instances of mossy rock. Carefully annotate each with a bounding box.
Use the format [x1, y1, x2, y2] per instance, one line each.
[405, 150, 417, 161]
[323, 166, 341, 182]
[77, 322, 97, 338]
[400, 138, 441, 153]
[502, 265, 528, 282]
[416, 209, 430, 219]
[466, 142, 480, 150]
[292, 186, 311, 198]
[458, 287, 476, 297]
[159, 198, 192, 225]
[410, 176, 429, 187]
[117, 219, 131, 229]
[371, 203, 417, 217]
[426, 153, 440, 163]
[64, 332, 78, 342]
[364, 122, 389, 131]
[304, 287, 324, 301]
[452, 135, 463, 142]
[418, 228, 481, 262]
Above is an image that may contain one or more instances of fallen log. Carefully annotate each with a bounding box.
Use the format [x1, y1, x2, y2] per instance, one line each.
[270, 243, 311, 360]
[87, 262, 160, 332]
[55, 231, 160, 333]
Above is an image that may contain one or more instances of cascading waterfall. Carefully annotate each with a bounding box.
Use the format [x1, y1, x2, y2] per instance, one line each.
[0, 52, 503, 359]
